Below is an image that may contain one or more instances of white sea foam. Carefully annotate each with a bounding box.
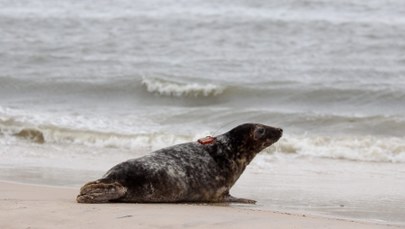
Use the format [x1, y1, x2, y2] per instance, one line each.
[2, 106, 405, 163]
[269, 135, 405, 163]
[141, 76, 225, 97]
[2, 117, 405, 163]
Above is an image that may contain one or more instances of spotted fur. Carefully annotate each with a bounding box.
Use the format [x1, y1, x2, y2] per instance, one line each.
[77, 123, 283, 204]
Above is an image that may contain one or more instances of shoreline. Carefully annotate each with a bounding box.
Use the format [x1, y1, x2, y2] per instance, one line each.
[0, 181, 401, 229]
[1, 156, 405, 227]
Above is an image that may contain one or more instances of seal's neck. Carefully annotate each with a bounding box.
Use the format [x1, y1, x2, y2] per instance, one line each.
[218, 134, 261, 167]
[215, 134, 259, 179]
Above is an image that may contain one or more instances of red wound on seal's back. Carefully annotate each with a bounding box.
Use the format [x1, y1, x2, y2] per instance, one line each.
[197, 136, 216, 145]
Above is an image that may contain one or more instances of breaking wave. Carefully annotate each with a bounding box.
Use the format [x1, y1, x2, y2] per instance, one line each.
[268, 135, 405, 163]
[141, 76, 226, 97]
[0, 119, 194, 152]
[1, 118, 405, 163]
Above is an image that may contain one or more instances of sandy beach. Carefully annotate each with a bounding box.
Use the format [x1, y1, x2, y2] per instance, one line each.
[0, 181, 400, 229]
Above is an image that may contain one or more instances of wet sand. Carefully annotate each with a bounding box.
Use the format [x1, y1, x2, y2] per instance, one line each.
[0, 181, 400, 229]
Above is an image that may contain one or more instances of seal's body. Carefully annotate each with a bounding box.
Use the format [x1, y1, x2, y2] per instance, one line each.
[77, 123, 282, 204]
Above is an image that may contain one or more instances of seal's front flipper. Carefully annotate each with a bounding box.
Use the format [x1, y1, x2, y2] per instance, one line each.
[76, 180, 127, 203]
[223, 195, 257, 204]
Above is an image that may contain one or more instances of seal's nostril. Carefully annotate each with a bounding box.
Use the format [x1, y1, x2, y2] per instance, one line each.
[278, 128, 283, 133]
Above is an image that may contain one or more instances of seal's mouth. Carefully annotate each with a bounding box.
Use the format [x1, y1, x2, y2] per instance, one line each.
[276, 128, 283, 138]
[270, 127, 283, 141]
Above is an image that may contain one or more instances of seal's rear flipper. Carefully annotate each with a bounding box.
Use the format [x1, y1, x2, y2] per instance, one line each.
[223, 195, 257, 204]
[76, 180, 127, 203]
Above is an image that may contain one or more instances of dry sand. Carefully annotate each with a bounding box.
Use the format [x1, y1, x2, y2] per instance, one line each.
[0, 181, 400, 229]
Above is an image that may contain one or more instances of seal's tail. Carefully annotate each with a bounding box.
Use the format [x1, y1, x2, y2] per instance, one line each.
[76, 180, 127, 203]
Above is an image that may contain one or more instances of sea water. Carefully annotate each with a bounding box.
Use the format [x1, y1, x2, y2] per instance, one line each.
[1, 0, 404, 225]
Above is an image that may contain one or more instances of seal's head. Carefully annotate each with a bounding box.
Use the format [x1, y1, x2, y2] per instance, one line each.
[225, 123, 282, 165]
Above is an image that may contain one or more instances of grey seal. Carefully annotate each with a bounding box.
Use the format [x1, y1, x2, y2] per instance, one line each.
[77, 123, 283, 204]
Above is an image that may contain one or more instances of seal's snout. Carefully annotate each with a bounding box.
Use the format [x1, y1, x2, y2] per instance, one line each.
[278, 128, 283, 137]
[267, 127, 283, 142]
[277, 128, 283, 139]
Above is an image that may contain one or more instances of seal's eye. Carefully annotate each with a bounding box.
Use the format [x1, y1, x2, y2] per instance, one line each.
[254, 127, 266, 140]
